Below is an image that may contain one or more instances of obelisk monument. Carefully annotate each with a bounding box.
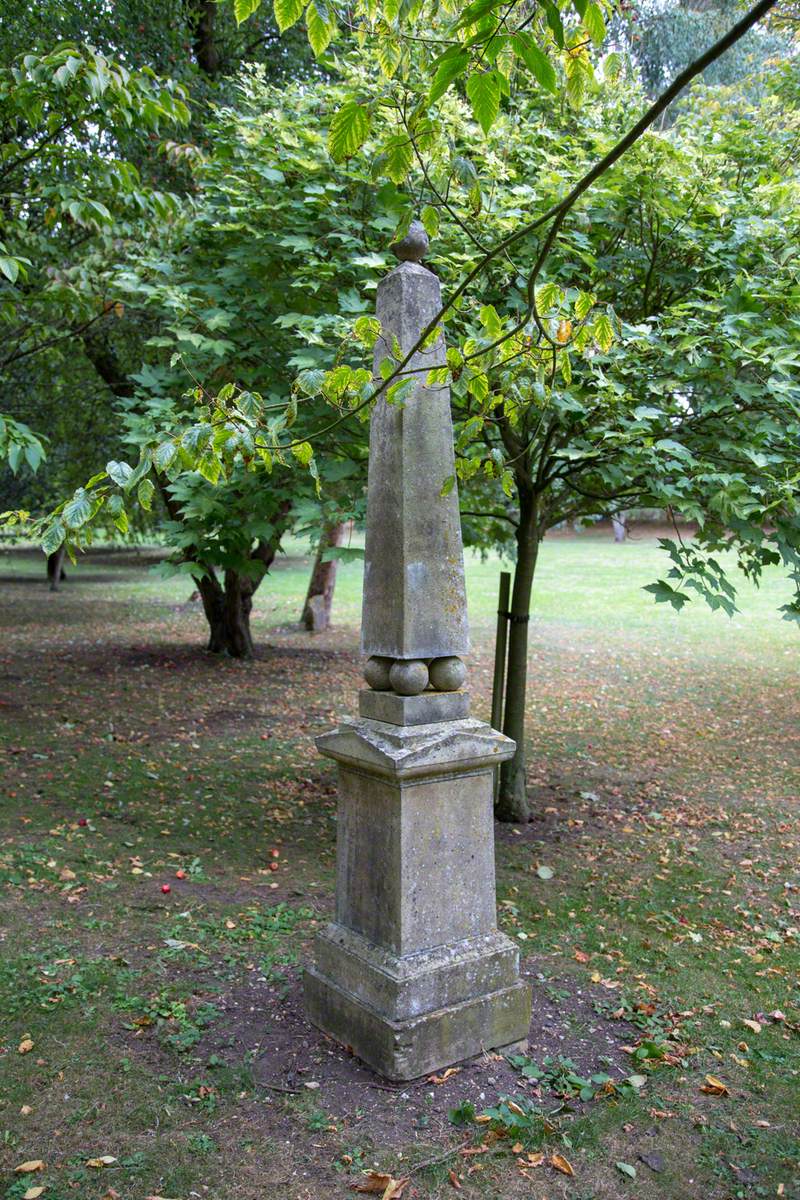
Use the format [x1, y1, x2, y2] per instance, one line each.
[303, 222, 531, 1080]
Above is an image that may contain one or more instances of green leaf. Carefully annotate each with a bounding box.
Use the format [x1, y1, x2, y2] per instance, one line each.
[376, 38, 401, 78]
[153, 442, 177, 472]
[382, 134, 413, 184]
[429, 49, 469, 104]
[292, 440, 314, 466]
[454, 0, 502, 31]
[106, 460, 133, 488]
[305, 0, 336, 57]
[0, 256, 19, 284]
[353, 316, 381, 348]
[537, 864, 554, 880]
[41, 521, 65, 556]
[466, 71, 501, 135]
[643, 581, 688, 612]
[62, 489, 93, 530]
[328, 100, 372, 163]
[593, 313, 614, 352]
[511, 33, 557, 93]
[420, 204, 440, 239]
[273, 0, 304, 31]
[440, 474, 455, 497]
[137, 478, 155, 511]
[616, 1163, 637, 1180]
[234, 0, 262, 23]
[584, 2, 606, 44]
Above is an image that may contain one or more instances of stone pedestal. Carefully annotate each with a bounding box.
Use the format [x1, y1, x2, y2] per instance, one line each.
[304, 716, 531, 1080]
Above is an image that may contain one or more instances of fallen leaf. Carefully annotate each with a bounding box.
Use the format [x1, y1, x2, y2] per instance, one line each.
[573, 949, 589, 963]
[527, 1152, 545, 1166]
[512, 1142, 524, 1154]
[351, 1171, 408, 1198]
[506, 1101, 526, 1117]
[303, 1081, 320, 1090]
[86, 1156, 117, 1168]
[616, 1161, 637, 1179]
[551, 1153, 574, 1176]
[427, 1067, 460, 1084]
[23, 1189, 45, 1200]
[20, 1105, 33, 1115]
[15, 1162, 45, 1174]
[18, 1038, 34, 1054]
[741, 1019, 762, 1035]
[700, 1074, 730, 1096]
[536, 864, 554, 880]
[448, 1170, 462, 1190]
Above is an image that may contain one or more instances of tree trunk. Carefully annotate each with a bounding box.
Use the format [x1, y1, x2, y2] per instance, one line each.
[301, 521, 347, 632]
[47, 546, 66, 592]
[188, 0, 221, 75]
[496, 495, 539, 823]
[190, 533, 284, 658]
[612, 513, 627, 542]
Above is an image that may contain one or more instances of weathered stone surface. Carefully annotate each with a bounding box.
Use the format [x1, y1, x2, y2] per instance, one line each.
[429, 655, 467, 692]
[313, 923, 522, 1019]
[304, 715, 530, 1078]
[305, 968, 530, 1082]
[358, 688, 470, 726]
[304, 228, 530, 1081]
[360, 261, 469, 662]
[316, 715, 514, 781]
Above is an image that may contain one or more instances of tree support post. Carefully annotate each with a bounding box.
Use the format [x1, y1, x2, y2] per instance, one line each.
[491, 570, 511, 803]
[304, 223, 530, 1079]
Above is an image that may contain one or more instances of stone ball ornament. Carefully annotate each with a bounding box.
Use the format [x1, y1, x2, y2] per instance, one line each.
[363, 655, 394, 691]
[391, 220, 429, 263]
[428, 655, 466, 692]
[389, 659, 429, 696]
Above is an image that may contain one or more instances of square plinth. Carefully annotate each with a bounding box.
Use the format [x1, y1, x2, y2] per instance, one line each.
[304, 716, 530, 1079]
[359, 688, 470, 726]
[304, 967, 530, 1081]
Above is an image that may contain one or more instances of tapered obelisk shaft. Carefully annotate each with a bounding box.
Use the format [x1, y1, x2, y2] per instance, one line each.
[361, 239, 469, 663]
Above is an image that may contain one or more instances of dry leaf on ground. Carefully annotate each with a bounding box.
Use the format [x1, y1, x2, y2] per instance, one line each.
[18, 1039, 34, 1054]
[23, 1189, 45, 1200]
[15, 1162, 44, 1174]
[448, 1170, 462, 1190]
[351, 1171, 408, 1198]
[700, 1074, 730, 1096]
[87, 1156, 117, 1168]
[551, 1152, 575, 1176]
[427, 1067, 460, 1084]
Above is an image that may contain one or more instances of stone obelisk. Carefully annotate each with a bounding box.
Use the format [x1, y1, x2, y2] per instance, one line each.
[303, 223, 531, 1080]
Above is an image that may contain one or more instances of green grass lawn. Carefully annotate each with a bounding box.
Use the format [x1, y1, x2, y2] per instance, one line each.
[0, 533, 797, 1200]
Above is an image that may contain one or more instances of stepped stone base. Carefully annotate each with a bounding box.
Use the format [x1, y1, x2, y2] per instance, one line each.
[305, 967, 530, 1082]
[303, 715, 531, 1080]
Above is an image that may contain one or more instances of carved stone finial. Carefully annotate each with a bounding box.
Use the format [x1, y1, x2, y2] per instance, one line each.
[391, 219, 429, 263]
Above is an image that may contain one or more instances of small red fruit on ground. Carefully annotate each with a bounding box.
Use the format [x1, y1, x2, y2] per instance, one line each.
[269, 862, 278, 872]
[161, 883, 171, 894]
[175, 869, 186, 880]
[78, 818, 88, 827]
